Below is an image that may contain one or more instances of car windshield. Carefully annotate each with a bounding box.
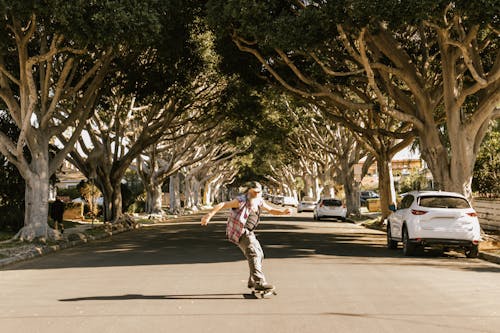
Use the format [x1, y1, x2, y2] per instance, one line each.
[322, 199, 342, 206]
[418, 196, 470, 209]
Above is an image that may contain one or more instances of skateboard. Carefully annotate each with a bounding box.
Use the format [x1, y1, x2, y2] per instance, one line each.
[250, 287, 277, 298]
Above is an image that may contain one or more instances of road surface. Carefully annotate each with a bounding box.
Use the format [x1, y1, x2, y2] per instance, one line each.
[1, 212, 499, 333]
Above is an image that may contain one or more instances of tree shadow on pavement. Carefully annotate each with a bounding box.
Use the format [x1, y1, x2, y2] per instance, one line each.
[2, 215, 496, 273]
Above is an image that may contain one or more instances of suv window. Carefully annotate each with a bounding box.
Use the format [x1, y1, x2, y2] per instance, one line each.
[419, 196, 470, 209]
[399, 195, 414, 209]
[322, 199, 342, 207]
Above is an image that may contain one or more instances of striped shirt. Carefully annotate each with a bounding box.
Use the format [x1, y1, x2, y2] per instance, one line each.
[226, 195, 263, 244]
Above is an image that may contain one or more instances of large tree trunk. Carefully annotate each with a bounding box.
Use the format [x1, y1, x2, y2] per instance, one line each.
[100, 177, 123, 222]
[314, 177, 323, 201]
[169, 174, 181, 213]
[100, 178, 114, 222]
[303, 175, 314, 199]
[16, 155, 60, 241]
[102, 191, 113, 222]
[169, 175, 176, 212]
[146, 181, 163, 215]
[338, 166, 360, 217]
[377, 157, 396, 221]
[419, 126, 475, 200]
[184, 176, 193, 209]
[327, 185, 335, 198]
[211, 182, 222, 204]
[203, 176, 220, 206]
[192, 179, 201, 209]
[111, 180, 123, 221]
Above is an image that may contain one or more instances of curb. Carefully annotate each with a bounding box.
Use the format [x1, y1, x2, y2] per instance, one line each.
[479, 251, 500, 265]
[0, 227, 134, 269]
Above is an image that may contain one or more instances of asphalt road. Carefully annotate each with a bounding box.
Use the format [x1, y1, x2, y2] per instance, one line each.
[1, 212, 499, 333]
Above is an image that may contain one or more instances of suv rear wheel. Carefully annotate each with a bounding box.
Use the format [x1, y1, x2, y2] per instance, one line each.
[465, 244, 479, 258]
[402, 227, 416, 256]
[386, 224, 398, 249]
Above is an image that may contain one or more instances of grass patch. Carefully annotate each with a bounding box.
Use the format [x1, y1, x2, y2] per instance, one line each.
[83, 227, 107, 237]
[360, 217, 386, 231]
[350, 215, 379, 222]
[48, 220, 84, 230]
[0, 240, 22, 249]
[0, 231, 16, 242]
[137, 218, 156, 225]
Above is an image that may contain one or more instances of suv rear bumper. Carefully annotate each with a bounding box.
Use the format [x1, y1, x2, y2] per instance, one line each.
[410, 238, 478, 247]
[316, 214, 346, 219]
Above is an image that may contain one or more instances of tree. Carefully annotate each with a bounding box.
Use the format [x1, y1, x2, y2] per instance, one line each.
[338, 3, 500, 200]
[206, 0, 415, 219]
[58, 2, 207, 222]
[137, 126, 242, 214]
[287, 102, 374, 216]
[0, 1, 179, 240]
[206, 0, 500, 202]
[138, 132, 211, 215]
[472, 120, 500, 197]
[0, 112, 24, 232]
[182, 147, 242, 209]
[65, 90, 218, 221]
[79, 182, 101, 219]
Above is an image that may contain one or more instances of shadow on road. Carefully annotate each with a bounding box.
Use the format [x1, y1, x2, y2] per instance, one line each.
[2, 214, 497, 272]
[59, 293, 259, 301]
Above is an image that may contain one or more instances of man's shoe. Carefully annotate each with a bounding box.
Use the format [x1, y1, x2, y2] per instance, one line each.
[254, 282, 274, 291]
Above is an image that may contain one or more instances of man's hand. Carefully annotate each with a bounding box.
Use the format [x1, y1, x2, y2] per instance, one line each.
[201, 214, 211, 226]
[283, 208, 292, 215]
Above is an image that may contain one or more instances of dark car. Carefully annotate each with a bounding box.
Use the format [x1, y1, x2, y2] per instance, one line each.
[360, 191, 379, 206]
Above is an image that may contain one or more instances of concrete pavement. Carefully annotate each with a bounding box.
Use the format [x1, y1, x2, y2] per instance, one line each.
[0, 212, 499, 333]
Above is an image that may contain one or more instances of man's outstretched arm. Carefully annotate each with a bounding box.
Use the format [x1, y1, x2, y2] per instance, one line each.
[262, 201, 292, 216]
[201, 199, 240, 226]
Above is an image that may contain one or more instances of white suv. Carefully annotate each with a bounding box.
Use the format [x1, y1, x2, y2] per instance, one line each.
[386, 191, 481, 257]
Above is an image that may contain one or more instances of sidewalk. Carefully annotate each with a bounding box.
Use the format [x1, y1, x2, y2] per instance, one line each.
[0, 211, 209, 269]
[0, 222, 136, 269]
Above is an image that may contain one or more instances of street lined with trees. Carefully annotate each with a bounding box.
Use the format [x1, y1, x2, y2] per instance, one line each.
[0, 3, 499, 332]
[0, 1, 498, 242]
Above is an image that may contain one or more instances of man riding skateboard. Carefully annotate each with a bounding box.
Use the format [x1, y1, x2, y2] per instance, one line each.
[201, 181, 291, 293]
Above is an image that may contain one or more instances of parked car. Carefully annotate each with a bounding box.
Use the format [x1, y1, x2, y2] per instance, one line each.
[313, 198, 347, 221]
[360, 191, 379, 206]
[297, 197, 317, 212]
[386, 191, 481, 257]
[272, 196, 284, 205]
[283, 196, 299, 207]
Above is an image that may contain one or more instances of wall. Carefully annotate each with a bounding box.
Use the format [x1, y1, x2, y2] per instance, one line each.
[474, 198, 500, 231]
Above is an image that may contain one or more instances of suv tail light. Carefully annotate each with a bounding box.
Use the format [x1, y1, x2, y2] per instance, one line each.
[411, 209, 428, 215]
[466, 211, 478, 217]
